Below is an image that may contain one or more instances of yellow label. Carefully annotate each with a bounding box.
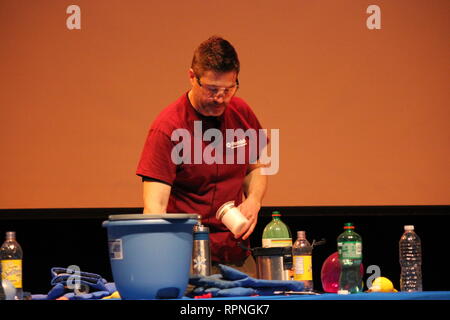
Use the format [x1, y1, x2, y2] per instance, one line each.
[293, 255, 312, 281]
[262, 239, 292, 248]
[1, 259, 22, 288]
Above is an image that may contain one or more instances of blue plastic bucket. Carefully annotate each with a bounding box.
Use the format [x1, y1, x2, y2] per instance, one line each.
[102, 214, 199, 299]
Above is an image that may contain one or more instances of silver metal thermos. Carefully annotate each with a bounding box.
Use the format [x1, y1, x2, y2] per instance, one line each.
[191, 223, 212, 276]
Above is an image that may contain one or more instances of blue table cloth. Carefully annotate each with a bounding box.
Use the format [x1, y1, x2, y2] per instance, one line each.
[192, 291, 450, 300]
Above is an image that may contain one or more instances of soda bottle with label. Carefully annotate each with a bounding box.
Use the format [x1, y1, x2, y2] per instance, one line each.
[337, 223, 363, 294]
[262, 211, 292, 248]
[292, 231, 313, 291]
[0, 231, 23, 300]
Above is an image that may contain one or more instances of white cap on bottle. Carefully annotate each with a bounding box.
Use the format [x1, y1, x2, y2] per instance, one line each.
[404, 225, 414, 231]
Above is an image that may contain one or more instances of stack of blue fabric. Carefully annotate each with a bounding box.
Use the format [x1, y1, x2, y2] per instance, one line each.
[188, 264, 304, 298]
[32, 265, 305, 299]
[32, 267, 116, 300]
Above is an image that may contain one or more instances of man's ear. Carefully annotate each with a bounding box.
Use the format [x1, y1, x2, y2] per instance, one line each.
[188, 68, 196, 84]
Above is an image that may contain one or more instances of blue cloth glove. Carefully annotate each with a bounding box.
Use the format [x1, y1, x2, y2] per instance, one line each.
[50, 267, 108, 292]
[192, 286, 257, 297]
[188, 264, 304, 297]
[36, 282, 116, 300]
[47, 283, 66, 300]
[32, 267, 116, 300]
[64, 290, 113, 300]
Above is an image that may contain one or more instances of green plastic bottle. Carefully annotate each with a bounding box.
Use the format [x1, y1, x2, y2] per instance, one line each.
[262, 211, 292, 247]
[337, 222, 363, 294]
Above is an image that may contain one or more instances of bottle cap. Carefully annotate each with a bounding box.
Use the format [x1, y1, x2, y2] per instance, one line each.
[404, 225, 414, 231]
[297, 231, 306, 239]
[6, 231, 15, 240]
[343, 223, 354, 230]
[272, 211, 281, 217]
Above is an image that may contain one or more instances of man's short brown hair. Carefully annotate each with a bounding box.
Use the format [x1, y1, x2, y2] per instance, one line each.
[191, 36, 240, 77]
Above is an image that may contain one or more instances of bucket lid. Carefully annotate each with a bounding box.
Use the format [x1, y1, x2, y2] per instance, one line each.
[252, 246, 292, 257]
[108, 214, 200, 221]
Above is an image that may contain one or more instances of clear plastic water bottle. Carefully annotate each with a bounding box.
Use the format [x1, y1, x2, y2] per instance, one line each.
[399, 225, 422, 292]
[262, 211, 292, 248]
[0, 232, 23, 300]
[292, 231, 313, 291]
[337, 223, 363, 294]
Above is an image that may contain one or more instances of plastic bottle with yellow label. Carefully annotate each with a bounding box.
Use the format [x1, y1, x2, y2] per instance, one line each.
[0, 231, 23, 300]
[262, 211, 292, 248]
[292, 231, 313, 291]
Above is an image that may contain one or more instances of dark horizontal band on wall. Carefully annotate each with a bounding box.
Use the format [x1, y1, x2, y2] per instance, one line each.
[0, 205, 448, 220]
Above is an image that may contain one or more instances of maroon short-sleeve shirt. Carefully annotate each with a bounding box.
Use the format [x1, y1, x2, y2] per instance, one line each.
[136, 92, 265, 263]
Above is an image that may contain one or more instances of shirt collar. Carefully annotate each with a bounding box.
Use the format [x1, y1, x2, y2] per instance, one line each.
[184, 91, 226, 124]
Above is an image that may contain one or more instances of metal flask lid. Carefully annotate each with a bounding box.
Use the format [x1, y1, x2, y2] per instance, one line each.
[193, 224, 210, 240]
[194, 224, 209, 233]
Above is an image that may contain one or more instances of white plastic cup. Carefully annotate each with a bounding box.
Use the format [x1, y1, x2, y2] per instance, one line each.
[216, 201, 249, 237]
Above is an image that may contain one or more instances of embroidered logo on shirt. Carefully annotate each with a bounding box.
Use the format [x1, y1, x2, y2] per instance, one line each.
[226, 138, 247, 149]
[170, 121, 279, 175]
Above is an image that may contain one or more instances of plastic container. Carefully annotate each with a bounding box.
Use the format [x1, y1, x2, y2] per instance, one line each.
[292, 231, 313, 291]
[216, 201, 249, 237]
[399, 225, 422, 292]
[262, 211, 292, 248]
[337, 222, 363, 294]
[0, 231, 23, 300]
[102, 214, 198, 299]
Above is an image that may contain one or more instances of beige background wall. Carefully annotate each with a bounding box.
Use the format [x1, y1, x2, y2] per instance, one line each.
[0, 0, 449, 208]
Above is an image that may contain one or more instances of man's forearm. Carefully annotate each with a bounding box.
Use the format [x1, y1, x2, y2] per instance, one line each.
[243, 166, 268, 204]
[237, 166, 268, 240]
[143, 181, 171, 214]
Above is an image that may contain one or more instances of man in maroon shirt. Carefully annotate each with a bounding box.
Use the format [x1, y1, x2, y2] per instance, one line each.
[136, 36, 268, 276]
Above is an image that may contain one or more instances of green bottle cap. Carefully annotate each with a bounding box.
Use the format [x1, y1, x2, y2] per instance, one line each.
[344, 222, 354, 229]
[272, 211, 281, 217]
